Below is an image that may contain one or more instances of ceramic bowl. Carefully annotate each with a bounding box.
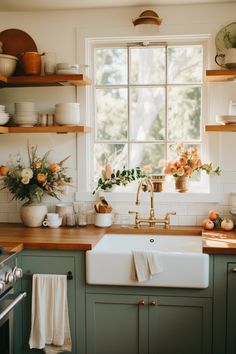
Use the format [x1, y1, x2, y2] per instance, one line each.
[0, 113, 9, 125]
[0, 54, 18, 77]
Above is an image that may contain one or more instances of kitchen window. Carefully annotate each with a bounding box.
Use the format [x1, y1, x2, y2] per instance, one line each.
[91, 40, 207, 193]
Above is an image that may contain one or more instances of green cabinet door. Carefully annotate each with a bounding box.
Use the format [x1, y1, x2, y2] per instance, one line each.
[86, 293, 149, 354]
[15, 250, 86, 354]
[226, 263, 236, 354]
[149, 296, 212, 354]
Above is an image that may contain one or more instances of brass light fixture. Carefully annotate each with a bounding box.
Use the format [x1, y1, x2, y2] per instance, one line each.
[132, 10, 162, 27]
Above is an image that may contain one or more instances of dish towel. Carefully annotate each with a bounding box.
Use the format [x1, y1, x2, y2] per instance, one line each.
[132, 251, 163, 282]
[29, 274, 72, 354]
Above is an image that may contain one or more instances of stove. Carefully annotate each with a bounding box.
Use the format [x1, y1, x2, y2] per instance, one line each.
[0, 246, 26, 354]
[0, 247, 22, 294]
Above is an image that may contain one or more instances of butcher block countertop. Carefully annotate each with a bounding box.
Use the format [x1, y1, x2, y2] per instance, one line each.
[0, 223, 236, 255]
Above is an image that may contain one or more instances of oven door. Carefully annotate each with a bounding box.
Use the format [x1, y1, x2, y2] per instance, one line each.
[0, 288, 26, 354]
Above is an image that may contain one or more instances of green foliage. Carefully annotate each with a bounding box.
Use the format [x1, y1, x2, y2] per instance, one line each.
[92, 166, 145, 194]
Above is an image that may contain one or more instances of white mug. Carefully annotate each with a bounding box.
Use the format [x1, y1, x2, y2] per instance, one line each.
[43, 217, 62, 228]
[46, 213, 61, 221]
[94, 213, 113, 228]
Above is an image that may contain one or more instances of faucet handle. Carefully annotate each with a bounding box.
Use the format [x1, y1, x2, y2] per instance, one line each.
[128, 210, 139, 216]
[128, 210, 140, 227]
[164, 211, 176, 221]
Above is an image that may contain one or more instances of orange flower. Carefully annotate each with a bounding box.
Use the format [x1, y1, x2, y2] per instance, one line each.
[37, 173, 46, 184]
[178, 156, 187, 167]
[34, 161, 42, 169]
[184, 166, 193, 176]
[50, 163, 59, 173]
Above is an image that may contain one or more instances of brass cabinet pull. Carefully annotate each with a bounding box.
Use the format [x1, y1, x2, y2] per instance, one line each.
[139, 299, 145, 306]
[150, 300, 156, 306]
[231, 268, 236, 273]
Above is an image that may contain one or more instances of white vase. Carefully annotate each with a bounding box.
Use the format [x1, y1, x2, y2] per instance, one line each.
[20, 202, 47, 227]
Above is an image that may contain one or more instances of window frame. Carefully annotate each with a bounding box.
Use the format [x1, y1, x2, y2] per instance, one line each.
[75, 34, 221, 203]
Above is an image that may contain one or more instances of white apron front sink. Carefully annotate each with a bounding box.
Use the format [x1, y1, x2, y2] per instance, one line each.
[86, 233, 209, 288]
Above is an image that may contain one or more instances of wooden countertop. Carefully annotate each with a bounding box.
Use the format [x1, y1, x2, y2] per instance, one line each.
[0, 223, 236, 255]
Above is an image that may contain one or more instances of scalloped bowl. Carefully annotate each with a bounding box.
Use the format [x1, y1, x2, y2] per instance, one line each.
[0, 54, 18, 77]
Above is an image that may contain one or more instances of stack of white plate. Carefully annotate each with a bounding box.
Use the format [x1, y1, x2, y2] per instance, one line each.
[216, 115, 236, 125]
[56, 63, 79, 75]
[0, 105, 10, 125]
[14, 102, 38, 127]
[54, 103, 80, 125]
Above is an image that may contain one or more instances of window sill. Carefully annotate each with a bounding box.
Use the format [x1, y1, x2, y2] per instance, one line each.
[75, 190, 221, 203]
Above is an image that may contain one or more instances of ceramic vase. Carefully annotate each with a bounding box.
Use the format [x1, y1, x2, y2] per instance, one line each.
[20, 201, 47, 227]
[174, 176, 189, 193]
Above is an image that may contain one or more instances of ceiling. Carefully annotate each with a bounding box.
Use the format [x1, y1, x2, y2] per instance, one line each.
[0, 0, 233, 11]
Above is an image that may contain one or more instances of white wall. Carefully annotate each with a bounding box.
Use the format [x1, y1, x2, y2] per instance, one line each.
[0, 3, 236, 225]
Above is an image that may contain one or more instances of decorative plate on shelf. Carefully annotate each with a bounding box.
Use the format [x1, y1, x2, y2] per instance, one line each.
[216, 114, 236, 125]
[215, 22, 236, 54]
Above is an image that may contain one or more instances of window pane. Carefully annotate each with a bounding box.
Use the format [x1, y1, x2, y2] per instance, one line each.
[94, 143, 128, 178]
[167, 45, 203, 84]
[130, 87, 165, 141]
[167, 86, 201, 141]
[130, 143, 165, 173]
[95, 48, 127, 85]
[96, 88, 128, 140]
[130, 47, 165, 84]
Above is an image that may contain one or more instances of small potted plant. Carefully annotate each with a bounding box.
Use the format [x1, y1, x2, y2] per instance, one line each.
[162, 144, 221, 192]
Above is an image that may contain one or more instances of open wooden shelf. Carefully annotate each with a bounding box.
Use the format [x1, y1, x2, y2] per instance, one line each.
[6, 74, 91, 87]
[205, 125, 236, 132]
[206, 69, 236, 82]
[0, 126, 9, 133]
[0, 125, 92, 134]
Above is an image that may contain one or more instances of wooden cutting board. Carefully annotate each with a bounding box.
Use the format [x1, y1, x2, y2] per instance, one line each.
[0, 28, 38, 75]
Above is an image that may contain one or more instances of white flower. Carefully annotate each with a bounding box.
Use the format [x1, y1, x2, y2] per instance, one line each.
[176, 167, 185, 176]
[21, 168, 33, 179]
[21, 176, 30, 184]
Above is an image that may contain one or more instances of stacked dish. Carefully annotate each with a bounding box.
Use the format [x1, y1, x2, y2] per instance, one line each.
[56, 63, 79, 75]
[54, 103, 80, 125]
[0, 105, 10, 125]
[14, 102, 38, 127]
[216, 115, 236, 125]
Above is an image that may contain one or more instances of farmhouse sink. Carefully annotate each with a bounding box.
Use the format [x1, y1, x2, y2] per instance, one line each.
[86, 233, 209, 288]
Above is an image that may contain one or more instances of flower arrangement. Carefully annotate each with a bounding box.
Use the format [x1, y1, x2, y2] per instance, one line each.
[162, 144, 221, 178]
[93, 164, 145, 194]
[1, 145, 72, 205]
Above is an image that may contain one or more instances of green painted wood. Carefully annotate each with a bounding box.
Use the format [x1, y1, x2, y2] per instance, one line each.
[212, 255, 236, 354]
[86, 293, 149, 354]
[226, 262, 236, 354]
[149, 296, 212, 354]
[14, 250, 86, 354]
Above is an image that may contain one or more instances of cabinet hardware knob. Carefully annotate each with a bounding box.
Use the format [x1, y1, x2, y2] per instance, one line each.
[139, 300, 145, 306]
[150, 300, 156, 306]
[232, 268, 236, 273]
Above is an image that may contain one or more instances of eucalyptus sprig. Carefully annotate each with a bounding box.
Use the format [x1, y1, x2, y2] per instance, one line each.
[92, 165, 145, 194]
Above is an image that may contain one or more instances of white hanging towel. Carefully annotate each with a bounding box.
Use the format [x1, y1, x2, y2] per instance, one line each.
[29, 274, 72, 353]
[132, 251, 163, 282]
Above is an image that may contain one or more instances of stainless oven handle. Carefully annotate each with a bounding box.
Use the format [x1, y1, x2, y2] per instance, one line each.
[0, 292, 26, 321]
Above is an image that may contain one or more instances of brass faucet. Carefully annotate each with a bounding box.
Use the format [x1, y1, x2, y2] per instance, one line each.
[129, 177, 176, 228]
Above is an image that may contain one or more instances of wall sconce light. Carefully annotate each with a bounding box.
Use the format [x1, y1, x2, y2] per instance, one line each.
[132, 10, 162, 27]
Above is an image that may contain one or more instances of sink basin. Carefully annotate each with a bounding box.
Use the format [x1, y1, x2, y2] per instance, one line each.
[86, 233, 209, 288]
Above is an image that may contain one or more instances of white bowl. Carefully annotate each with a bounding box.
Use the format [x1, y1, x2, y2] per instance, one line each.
[13, 114, 38, 126]
[0, 114, 9, 125]
[56, 69, 79, 75]
[55, 111, 80, 126]
[0, 54, 18, 77]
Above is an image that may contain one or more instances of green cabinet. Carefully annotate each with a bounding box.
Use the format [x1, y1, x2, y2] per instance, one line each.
[213, 256, 236, 354]
[86, 293, 212, 354]
[15, 250, 86, 354]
